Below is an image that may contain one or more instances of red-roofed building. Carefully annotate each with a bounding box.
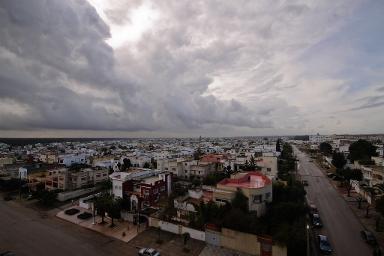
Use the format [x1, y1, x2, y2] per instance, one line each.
[200, 154, 228, 164]
[213, 171, 272, 216]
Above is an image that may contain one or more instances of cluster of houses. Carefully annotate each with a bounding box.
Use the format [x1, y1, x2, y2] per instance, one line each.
[0, 138, 279, 212]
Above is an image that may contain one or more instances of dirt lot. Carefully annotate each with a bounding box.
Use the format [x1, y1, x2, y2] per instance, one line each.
[129, 227, 206, 256]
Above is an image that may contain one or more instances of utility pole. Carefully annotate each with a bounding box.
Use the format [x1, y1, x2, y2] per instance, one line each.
[306, 224, 310, 256]
[19, 171, 22, 200]
[137, 200, 140, 233]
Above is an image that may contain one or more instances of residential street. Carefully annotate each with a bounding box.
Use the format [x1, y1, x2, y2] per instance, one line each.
[294, 146, 372, 256]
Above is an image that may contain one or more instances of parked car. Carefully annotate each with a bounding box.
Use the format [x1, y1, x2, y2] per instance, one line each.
[309, 204, 318, 214]
[312, 213, 323, 228]
[318, 235, 332, 254]
[360, 230, 377, 245]
[138, 248, 160, 256]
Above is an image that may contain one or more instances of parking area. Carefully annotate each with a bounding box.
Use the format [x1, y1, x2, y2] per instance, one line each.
[129, 227, 206, 256]
[56, 206, 146, 242]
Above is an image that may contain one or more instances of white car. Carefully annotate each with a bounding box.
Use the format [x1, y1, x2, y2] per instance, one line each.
[138, 248, 161, 256]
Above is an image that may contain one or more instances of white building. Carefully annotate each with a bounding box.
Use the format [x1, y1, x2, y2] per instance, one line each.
[58, 154, 88, 166]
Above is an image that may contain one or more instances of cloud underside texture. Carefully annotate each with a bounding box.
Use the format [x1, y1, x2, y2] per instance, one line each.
[0, 0, 383, 136]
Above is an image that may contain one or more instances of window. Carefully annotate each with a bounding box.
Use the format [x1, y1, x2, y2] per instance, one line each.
[253, 195, 262, 203]
[265, 192, 271, 199]
[267, 168, 271, 172]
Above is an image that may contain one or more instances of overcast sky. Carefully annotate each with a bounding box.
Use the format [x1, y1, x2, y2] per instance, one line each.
[0, 0, 383, 138]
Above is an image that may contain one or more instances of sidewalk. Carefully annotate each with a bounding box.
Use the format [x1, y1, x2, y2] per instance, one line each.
[56, 205, 146, 242]
[199, 244, 252, 256]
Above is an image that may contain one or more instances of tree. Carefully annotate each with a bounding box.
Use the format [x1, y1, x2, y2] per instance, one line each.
[332, 152, 346, 169]
[276, 139, 281, 152]
[193, 148, 202, 160]
[231, 190, 248, 213]
[94, 193, 110, 224]
[97, 179, 112, 192]
[37, 190, 57, 206]
[278, 143, 296, 181]
[337, 168, 362, 196]
[151, 158, 157, 169]
[203, 171, 228, 186]
[281, 143, 293, 160]
[349, 139, 377, 162]
[120, 158, 132, 171]
[107, 198, 122, 227]
[120, 197, 131, 211]
[319, 142, 332, 156]
[376, 196, 384, 217]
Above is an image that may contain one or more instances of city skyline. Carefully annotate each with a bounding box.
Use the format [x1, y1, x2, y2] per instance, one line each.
[1, 0, 384, 138]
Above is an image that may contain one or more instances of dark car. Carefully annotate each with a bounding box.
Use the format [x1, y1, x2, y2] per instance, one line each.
[361, 230, 377, 245]
[312, 213, 323, 228]
[309, 204, 318, 214]
[318, 235, 332, 254]
[138, 248, 160, 256]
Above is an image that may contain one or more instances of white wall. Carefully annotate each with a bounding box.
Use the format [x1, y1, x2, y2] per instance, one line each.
[181, 226, 205, 241]
[112, 179, 123, 198]
[57, 187, 98, 201]
[159, 220, 179, 234]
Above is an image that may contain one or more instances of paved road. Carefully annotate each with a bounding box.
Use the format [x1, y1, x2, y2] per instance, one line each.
[294, 146, 372, 256]
[0, 200, 138, 256]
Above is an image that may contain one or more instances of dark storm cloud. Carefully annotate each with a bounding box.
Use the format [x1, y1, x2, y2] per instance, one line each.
[0, 0, 271, 133]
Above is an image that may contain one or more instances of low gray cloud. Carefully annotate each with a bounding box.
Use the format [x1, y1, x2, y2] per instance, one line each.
[0, 0, 272, 134]
[0, 0, 383, 136]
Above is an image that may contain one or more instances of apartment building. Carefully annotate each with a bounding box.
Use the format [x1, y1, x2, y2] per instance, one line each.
[109, 168, 171, 210]
[39, 153, 58, 164]
[0, 156, 15, 167]
[45, 167, 108, 191]
[159, 158, 217, 179]
[255, 156, 278, 180]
